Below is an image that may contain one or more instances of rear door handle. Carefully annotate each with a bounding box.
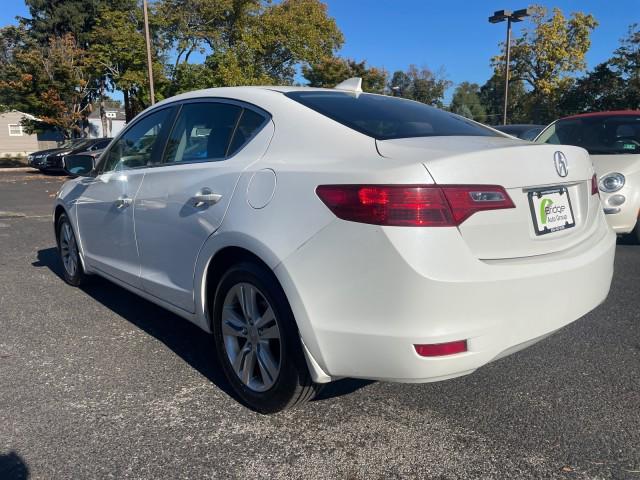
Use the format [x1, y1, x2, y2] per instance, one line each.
[193, 188, 222, 207]
[115, 196, 133, 209]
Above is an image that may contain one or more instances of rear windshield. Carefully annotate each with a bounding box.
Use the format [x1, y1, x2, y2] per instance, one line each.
[537, 115, 640, 155]
[285, 91, 498, 140]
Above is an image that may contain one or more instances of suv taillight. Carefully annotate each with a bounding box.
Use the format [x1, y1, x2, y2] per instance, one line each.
[316, 185, 515, 227]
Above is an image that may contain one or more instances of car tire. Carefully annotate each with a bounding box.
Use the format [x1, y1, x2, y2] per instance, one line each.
[56, 213, 87, 287]
[212, 261, 320, 414]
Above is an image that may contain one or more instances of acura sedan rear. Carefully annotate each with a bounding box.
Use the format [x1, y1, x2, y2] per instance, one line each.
[54, 81, 615, 413]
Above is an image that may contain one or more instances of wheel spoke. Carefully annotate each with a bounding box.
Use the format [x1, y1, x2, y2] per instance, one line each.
[257, 344, 279, 384]
[238, 284, 257, 323]
[221, 311, 247, 337]
[254, 306, 275, 329]
[232, 344, 251, 376]
[258, 323, 279, 340]
[242, 348, 256, 385]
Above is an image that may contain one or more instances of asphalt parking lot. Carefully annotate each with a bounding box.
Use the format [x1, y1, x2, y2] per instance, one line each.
[0, 171, 639, 479]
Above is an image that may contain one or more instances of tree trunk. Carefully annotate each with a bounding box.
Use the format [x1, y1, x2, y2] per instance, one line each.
[123, 89, 132, 123]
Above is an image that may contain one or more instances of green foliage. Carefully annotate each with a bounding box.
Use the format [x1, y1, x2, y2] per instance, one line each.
[479, 73, 528, 124]
[303, 57, 387, 93]
[609, 23, 640, 108]
[161, 0, 344, 94]
[492, 5, 597, 123]
[389, 65, 451, 107]
[559, 63, 627, 114]
[450, 82, 486, 123]
[89, 5, 167, 119]
[22, 0, 133, 47]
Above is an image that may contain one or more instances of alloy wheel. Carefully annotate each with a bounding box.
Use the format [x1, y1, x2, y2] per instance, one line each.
[221, 282, 282, 392]
[59, 222, 79, 278]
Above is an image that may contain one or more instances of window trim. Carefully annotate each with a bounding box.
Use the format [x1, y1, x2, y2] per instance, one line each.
[8, 124, 24, 136]
[159, 97, 271, 167]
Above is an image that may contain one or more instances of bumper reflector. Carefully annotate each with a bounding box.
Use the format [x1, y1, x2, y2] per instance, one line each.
[414, 340, 468, 357]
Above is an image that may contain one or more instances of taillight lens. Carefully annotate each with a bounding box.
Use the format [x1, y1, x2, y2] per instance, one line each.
[316, 185, 514, 227]
[591, 174, 599, 196]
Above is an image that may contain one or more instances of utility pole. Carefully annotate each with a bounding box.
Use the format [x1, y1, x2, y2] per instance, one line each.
[489, 8, 531, 125]
[142, 0, 155, 105]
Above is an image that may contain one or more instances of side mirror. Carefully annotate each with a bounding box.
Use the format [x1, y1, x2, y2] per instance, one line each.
[63, 154, 95, 177]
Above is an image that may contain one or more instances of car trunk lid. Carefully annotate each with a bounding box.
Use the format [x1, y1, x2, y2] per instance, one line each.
[377, 136, 600, 259]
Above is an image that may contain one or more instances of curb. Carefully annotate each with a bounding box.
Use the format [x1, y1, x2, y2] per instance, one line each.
[0, 167, 39, 173]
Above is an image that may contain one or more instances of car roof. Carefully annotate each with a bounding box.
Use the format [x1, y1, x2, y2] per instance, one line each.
[561, 110, 640, 120]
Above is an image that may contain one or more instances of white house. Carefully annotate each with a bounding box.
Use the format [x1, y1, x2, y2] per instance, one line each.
[87, 108, 126, 138]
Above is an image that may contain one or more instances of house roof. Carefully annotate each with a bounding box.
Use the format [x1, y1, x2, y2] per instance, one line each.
[1, 109, 41, 121]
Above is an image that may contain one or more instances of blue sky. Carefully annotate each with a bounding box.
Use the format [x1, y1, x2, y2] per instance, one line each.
[1, 0, 635, 101]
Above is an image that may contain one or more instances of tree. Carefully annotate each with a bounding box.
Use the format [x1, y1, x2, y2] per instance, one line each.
[0, 31, 93, 137]
[609, 23, 640, 108]
[492, 6, 598, 122]
[450, 82, 487, 122]
[89, 5, 167, 120]
[159, 0, 344, 93]
[302, 57, 387, 93]
[559, 62, 627, 114]
[21, 0, 133, 47]
[389, 65, 451, 107]
[479, 73, 528, 124]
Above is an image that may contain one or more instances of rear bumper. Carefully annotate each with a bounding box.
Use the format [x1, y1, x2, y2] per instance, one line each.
[276, 217, 615, 383]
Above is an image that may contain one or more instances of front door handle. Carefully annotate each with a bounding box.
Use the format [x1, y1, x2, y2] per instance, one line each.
[115, 196, 133, 209]
[193, 188, 222, 207]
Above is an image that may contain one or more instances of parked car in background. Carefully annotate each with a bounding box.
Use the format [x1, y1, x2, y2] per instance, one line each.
[55, 80, 614, 413]
[29, 138, 112, 173]
[536, 111, 640, 242]
[494, 124, 546, 141]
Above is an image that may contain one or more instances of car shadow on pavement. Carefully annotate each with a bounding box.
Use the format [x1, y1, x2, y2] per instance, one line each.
[0, 451, 29, 480]
[33, 247, 371, 404]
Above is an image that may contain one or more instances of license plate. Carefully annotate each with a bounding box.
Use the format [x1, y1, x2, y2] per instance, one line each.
[528, 187, 575, 235]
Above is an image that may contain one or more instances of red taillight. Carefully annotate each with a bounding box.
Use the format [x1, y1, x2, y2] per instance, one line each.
[414, 340, 468, 357]
[316, 185, 514, 227]
[591, 174, 599, 196]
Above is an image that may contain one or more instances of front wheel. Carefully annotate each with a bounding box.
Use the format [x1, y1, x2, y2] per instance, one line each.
[56, 213, 87, 286]
[212, 261, 320, 413]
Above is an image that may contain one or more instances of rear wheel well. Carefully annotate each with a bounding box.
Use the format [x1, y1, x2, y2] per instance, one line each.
[205, 247, 275, 329]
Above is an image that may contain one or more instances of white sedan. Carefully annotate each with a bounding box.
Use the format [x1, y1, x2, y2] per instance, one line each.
[55, 79, 615, 413]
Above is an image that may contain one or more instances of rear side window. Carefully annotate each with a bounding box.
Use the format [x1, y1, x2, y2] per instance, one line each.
[285, 91, 497, 140]
[227, 109, 269, 156]
[163, 102, 242, 164]
[537, 115, 640, 155]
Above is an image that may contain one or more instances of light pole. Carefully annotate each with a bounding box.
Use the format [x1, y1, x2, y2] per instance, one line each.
[489, 8, 531, 125]
[142, 0, 155, 105]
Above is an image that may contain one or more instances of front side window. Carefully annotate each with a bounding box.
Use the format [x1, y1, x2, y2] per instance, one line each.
[100, 108, 171, 173]
[285, 91, 497, 140]
[163, 103, 242, 164]
[537, 115, 640, 155]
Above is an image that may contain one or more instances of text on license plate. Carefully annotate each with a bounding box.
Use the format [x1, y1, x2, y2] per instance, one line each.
[528, 187, 575, 235]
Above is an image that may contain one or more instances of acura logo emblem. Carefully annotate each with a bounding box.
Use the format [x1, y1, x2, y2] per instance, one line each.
[554, 151, 568, 177]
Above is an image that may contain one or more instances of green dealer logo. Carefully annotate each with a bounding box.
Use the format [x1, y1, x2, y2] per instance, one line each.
[540, 198, 553, 225]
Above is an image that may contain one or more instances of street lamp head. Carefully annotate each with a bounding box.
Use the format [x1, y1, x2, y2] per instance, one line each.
[488, 7, 531, 23]
[488, 10, 512, 23]
[513, 7, 532, 19]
